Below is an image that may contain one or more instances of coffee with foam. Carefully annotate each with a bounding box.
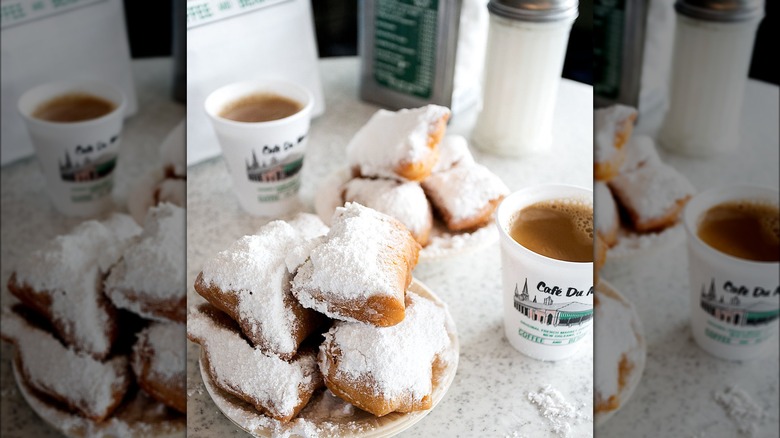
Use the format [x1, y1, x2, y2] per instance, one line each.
[509, 199, 593, 263]
[697, 200, 779, 262]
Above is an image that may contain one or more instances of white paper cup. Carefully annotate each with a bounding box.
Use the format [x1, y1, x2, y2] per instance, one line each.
[18, 81, 126, 217]
[205, 80, 314, 217]
[496, 185, 594, 361]
[683, 185, 779, 361]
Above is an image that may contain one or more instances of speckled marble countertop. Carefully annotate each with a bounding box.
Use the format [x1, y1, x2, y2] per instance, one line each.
[186, 57, 594, 437]
[597, 81, 780, 438]
[0, 58, 185, 437]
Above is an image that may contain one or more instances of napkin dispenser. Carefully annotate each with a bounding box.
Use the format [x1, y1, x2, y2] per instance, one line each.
[1, 0, 138, 165]
[186, 0, 325, 166]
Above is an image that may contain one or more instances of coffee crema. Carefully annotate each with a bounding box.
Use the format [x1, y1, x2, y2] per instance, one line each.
[697, 200, 779, 262]
[509, 199, 594, 263]
[33, 93, 115, 123]
[219, 93, 302, 123]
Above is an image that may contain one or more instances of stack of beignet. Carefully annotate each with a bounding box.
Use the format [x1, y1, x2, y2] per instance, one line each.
[189, 206, 454, 422]
[594, 105, 695, 250]
[3, 204, 187, 426]
[342, 105, 509, 246]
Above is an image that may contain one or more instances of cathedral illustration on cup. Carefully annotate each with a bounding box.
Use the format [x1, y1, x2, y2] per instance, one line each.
[699, 279, 779, 326]
[513, 279, 592, 327]
[245, 150, 303, 183]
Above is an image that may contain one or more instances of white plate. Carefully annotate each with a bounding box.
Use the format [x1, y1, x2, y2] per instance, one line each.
[12, 359, 185, 438]
[198, 279, 460, 438]
[315, 168, 498, 261]
[594, 280, 647, 427]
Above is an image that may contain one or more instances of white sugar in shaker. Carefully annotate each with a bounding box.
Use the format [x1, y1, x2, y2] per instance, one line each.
[472, 0, 578, 156]
[659, 0, 764, 157]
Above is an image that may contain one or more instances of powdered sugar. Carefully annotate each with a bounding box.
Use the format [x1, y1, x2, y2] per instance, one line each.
[315, 168, 500, 260]
[594, 104, 637, 163]
[342, 178, 431, 239]
[187, 305, 321, 420]
[282, 213, 329, 273]
[620, 135, 661, 173]
[105, 203, 185, 319]
[422, 162, 509, 222]
[133, 321, 185, 382]
[319, 291, 451, 400]
[127, 167, 166, 225]
[292, 203, 414, 317]
[286, 213, 329, 241]
[1, 308, 129, 419]
[714, 385, 766, 436]
[527, 385, 587, 438]
[13, 213, 141, 357]
[432, 135, 475, 173]
[200, 221, 304, 356]
[346, 105, 450, 179]
[285, 235, 326, 275]
[609, 163, 696, 221]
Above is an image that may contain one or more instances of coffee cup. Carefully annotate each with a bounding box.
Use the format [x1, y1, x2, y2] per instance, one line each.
[204, 79, 314, 217]
[18, 81, 127, 217]
[682, 185, 779, 360]
[496, 184, 594, 361]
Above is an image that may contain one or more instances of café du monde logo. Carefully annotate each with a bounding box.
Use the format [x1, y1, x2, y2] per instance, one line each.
[59, 136, 119, 182]
[244, 135, 306, 183]
[513, 279, 593, 327]
[700, 279, 780, 327]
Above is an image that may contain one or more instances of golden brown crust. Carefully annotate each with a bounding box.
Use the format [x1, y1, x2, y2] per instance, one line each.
[598, 224, 619, 248]
[594, 146, 627, 182]
[9, 344, 128, 422]
[7, 273, 118, 360]
[109, 287, 186, 323]
[320, 344, 436, 417]
[610, 187, 691, 233]
[201, 355, 315, 422]
[595, 112, 635, 182]
[594, 352, 635, 414]
[291, 207, 420, 327]
[433, 196, 504, 232]
[614, 114, 637, 150]
[395, 148, 440, 182]
[132, 333, 186, 413]
[193, 272, 325, 360]
[393, 112, 449, 182]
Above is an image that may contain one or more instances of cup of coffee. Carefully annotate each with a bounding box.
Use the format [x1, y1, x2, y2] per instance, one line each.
[683, 185, 779, 361]
[204, 79, 314, 217]
[496, 185, 594, 361]
[18, 81, 127, 217]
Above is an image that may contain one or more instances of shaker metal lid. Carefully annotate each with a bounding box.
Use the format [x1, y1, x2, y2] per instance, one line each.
[487, 0, 579, 23]
[675, 0, 764, 22]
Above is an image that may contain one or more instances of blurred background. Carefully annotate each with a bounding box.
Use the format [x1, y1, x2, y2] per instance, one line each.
[125, 0, 775, 86]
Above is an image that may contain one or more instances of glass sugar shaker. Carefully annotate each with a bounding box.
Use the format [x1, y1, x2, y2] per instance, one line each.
[659, 0, 764, 156]
[472, 0, 578, 156]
